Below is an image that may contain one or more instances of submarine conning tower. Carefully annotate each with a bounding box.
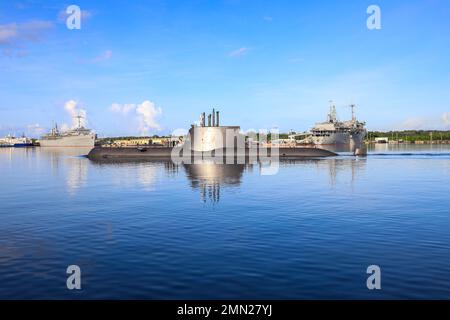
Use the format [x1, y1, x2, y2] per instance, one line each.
[189, 109, 242, 152]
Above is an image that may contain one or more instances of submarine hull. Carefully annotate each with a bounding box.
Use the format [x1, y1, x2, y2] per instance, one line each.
[87, 146, 337, 161]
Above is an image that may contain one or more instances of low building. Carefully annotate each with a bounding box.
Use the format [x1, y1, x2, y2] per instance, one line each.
[375, 137, 389, 144]
[271, 139, 296, 147]
[107, 136, 184, 147]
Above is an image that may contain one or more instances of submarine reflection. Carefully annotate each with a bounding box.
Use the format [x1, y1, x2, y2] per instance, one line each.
[184, 161, 246, 203]
[88, 157, 366, 202]
[89, 158, 247, 203]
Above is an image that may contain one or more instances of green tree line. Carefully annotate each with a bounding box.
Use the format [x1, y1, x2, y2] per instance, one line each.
[367, 130, 450, 142]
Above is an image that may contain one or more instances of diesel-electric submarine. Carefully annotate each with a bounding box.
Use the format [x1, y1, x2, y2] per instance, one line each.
[87, 110, 337, 161]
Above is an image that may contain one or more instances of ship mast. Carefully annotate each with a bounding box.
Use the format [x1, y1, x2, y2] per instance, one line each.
[349, 104, 356, 122]
[75, 114, 84, 129]
[328, 100, 337, 123]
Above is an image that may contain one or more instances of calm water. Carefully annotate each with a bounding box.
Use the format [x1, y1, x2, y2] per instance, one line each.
[1, 145, 450, 299]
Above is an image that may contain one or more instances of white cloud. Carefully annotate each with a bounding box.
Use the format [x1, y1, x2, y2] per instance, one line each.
[110, 103, 121, 113]
[0, 20, 53, 56]
[137, 101, 162, 133]
[110, 100, 163, 135]
[394, 113, 450, 130]
[229, 47, 249, 57]
[64, 100, 87, 128]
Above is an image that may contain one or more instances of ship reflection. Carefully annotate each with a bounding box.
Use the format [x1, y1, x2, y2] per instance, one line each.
[87, 157, 366, 202]
[183, 162, 245, 203]
[89, 157, 245, 203]
[39, 147, 92, 195]
[280, 157, 366, 187]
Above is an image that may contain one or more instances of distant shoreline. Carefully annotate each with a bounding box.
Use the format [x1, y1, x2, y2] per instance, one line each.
[93, 130, 450, 145]
[366, 130, 450, 144]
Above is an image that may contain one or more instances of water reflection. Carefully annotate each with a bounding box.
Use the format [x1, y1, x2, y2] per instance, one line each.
[319, 158, 366, 187]
[280, 158, 366, 187]
[0, 147, 92, 195]
[3, 146, 450, 299]
[37, 147, 92, 158]
[183, 158, 367, 202]
[1, 146, 371, 199]
[90, 159, 163, 191]
[88, 157, 246, 203]
[65, 157, 88, 195]
[367, 143, 450, 154]
[87, 156, 367, 202]
[184, 161, 246, 203]
[38, 148, 92, 195]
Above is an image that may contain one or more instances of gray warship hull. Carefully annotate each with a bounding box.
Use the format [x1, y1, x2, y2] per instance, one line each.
[307, 130, 366, 145]
[40, 134, 95, 147]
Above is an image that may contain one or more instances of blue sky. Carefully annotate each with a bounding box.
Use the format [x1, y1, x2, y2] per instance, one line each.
[1, 0, 450, 137]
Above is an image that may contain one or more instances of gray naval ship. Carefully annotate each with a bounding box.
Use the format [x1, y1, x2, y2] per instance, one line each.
[40, 116, 96, 147]
[300, 103, 367, 146]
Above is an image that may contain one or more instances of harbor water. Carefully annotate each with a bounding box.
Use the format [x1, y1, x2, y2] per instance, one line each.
[0, 145, 450, 299]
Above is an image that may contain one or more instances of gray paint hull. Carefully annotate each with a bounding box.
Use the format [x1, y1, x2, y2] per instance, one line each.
[309, 130, 366, 145]
[88, 146, 337, 161]
[40, 134, 95, 147]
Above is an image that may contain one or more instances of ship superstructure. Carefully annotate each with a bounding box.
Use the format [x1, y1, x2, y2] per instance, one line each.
[40, 115, 95, 147]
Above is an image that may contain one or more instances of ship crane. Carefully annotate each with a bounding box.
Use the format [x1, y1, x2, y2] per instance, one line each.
[347, 104, 366, 127]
